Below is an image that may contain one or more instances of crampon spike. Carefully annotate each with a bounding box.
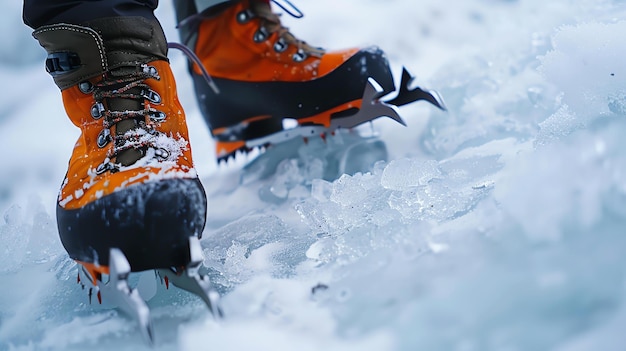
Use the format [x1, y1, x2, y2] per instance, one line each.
[330, 77, 406, 128]
[384, 67, 447, 111]
[98, 248, 155, 346]
[157, 237, 224, 319]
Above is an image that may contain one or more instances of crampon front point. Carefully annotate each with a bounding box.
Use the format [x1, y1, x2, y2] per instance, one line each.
[76, 237, 223, 346]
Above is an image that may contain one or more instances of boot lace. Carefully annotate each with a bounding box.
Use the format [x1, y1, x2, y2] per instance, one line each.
[86, 44, 217, 175]
[86, 64, 173, 175]
[247, 0, 325, 60]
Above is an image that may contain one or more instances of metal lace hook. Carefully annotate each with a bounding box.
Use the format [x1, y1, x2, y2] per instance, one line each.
[271, 0, 304, 18]
[167, 42, 220, 94]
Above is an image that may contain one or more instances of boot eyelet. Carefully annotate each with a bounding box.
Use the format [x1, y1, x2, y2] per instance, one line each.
[154, 148, 170, 159]
[292, 50, 308, 63]
[96, 161, 112, 175]
[148, 111, 167, 122]
[91, 102, 105, 119]
[97, 129, 112, 148]
[253, 27, 269, 43]
[78, 81, 94, 94]
[237, 10, 254, 24]
[274, 38, 288, 53]
[143, 65, 160, 79]
[141, 89, 162, 104]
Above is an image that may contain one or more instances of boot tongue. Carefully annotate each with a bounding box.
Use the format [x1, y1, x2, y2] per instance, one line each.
[98, 64, 144, 167]
[107, 95, 144, 167]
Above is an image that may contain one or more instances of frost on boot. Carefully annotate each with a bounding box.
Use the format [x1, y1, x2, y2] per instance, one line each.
[33, 17, 207, 272]
[176, 0, 445, 161]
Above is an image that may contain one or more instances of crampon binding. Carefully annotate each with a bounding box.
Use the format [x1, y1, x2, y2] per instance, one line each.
[216, 68, 446, 163]
[76, 237, 222, 345]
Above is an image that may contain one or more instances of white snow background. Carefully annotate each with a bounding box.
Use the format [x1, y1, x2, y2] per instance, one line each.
[2, 0, 626, 350]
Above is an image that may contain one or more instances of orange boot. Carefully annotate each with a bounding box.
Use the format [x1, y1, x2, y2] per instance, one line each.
[33, 13, 217, 294]
[33, 17, 207, 278]
[33, 17, 223, 342]
[176, 0, 405, 160]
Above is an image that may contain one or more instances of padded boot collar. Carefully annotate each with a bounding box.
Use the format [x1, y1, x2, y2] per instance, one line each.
[33, 17, 168, 90]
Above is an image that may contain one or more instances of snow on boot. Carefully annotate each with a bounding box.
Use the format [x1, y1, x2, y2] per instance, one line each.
[176, 0, 445, 162]
[33, 17, 221, 344]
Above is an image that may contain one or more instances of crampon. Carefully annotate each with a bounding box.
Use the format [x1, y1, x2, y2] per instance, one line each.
[76, 237, 223, 346]
[214, 68, 446, 163]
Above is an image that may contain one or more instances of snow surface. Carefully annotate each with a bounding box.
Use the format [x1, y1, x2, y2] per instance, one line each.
[2, 0, 626, 350]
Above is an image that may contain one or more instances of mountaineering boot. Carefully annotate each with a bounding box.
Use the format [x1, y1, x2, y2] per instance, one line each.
[33, 16, 205, 273]
[175, 0, 413, 161]
[33, 16, 221, 343]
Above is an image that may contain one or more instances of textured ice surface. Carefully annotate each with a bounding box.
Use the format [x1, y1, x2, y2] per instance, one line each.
[3, 0, 626, 350]
[0, 197, 60, 273]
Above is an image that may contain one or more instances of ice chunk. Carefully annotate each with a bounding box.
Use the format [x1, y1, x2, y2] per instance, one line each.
[381, 158, 441, 190]
[329, 174, 369, 206]
[311, 178, 333, 203]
